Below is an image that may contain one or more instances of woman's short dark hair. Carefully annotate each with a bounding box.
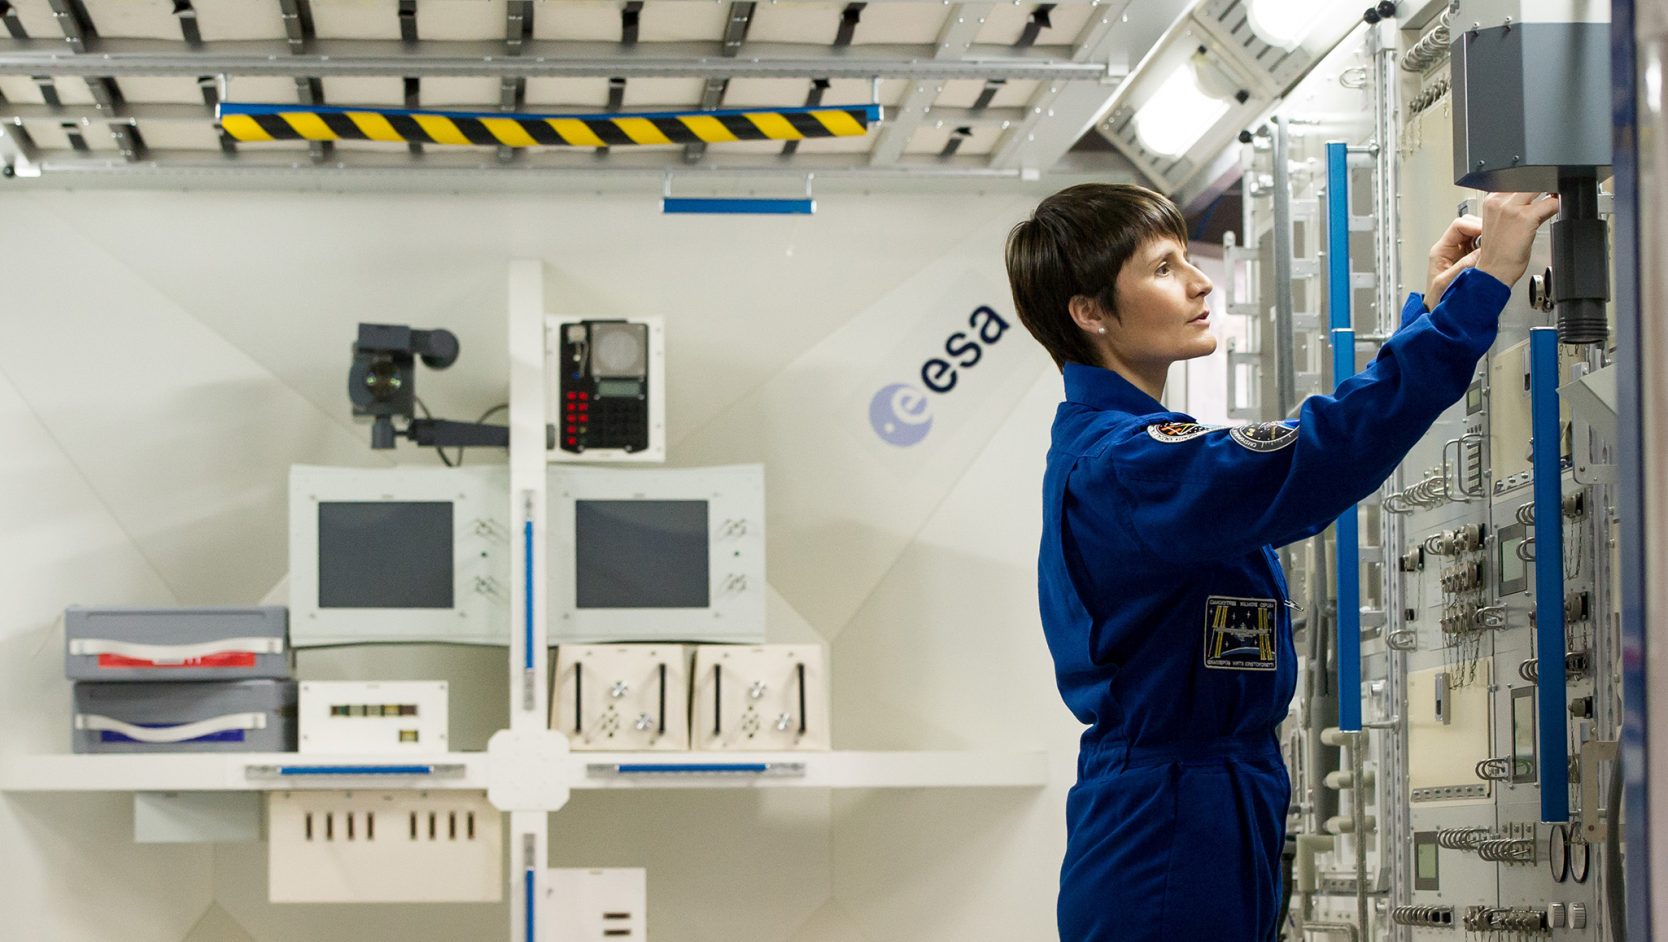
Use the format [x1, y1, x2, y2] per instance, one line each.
[1004, 183, 1189, 369]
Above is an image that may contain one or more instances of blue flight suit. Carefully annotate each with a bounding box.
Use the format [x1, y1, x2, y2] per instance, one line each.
[1040, 269, 1510, 941]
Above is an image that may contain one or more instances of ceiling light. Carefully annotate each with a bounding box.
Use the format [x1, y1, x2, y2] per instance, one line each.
[1246, 0, 1313, 49]
[1132, 63, 1231, 157]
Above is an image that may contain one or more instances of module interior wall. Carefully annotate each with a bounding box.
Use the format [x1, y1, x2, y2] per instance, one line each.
[0, 186, 1097, 941]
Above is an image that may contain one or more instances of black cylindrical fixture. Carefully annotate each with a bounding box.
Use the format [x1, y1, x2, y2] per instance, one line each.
[1552, 172, 1610, 344]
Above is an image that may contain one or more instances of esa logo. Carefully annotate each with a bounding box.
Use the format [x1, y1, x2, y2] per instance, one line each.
[868, 305, 1011, 447]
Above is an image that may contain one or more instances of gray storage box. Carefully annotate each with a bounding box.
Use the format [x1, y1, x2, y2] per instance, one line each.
[72, 680, 298, 753]
[65, 606, 290, 681]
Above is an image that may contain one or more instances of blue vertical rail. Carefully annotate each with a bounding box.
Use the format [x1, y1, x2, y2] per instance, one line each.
[523, 519, 534, 672]
[1326, 141, 1362, 732]
[524, 867, 536, 942]
[1529, 327, 1570, 822]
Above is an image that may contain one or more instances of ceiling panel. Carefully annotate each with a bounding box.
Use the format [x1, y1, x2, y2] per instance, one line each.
[132, 120, 221, 150]
[973, 3, 1094, 46]
[0, 76, 47, 105]
[744, 2, 841, 44]
[637, 3, 728, 43]
[524, 77, 614, 109]
[311, 0, 403, 40]
[110, 76, 210, 105]
[417, 0, 509, 41]
[221, 76, 305, 105]
[415, 76, 503, 106]
[932, 78, 1040, 109]
[846, 4, 945, 45]
[620, 77, 706, 109]
[192, 0, 288, 41]
[320, 76, 407, 107]
[80, 0, 182, 40]
[43, 80, 99, 107]
[7, 0, 65, 38]
[530, 1, 622, 41]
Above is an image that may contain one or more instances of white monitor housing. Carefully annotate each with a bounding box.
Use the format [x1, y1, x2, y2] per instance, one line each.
[548, 464, 765, 644]
[289, 464, 510, 647]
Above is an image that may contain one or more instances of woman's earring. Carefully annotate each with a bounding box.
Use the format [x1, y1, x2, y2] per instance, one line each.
[1097, 326, 1107, 335]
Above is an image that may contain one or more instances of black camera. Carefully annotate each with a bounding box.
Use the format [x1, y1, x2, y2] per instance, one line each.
[348, 324, 461, 449]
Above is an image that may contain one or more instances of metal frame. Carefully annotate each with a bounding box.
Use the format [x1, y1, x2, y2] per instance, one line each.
[0, 41, 1106, 80]
[1613, 0, 1655, 935]
[0, 0, 1151, 182]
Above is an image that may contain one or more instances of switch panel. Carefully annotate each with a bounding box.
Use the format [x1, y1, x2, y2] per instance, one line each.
[546, 317, 666, 463]
[551, 645, 689, 751]
[268, 790, 500, 902]
[544, 868, 646, 942]
[690, 645, 830, 751]
[298, 680, 448, 754]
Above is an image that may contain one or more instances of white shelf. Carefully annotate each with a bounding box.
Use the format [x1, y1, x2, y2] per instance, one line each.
[566, 751, 1049, 789]
[0, 750, 1048, 794]
[0, 752, 492, 792]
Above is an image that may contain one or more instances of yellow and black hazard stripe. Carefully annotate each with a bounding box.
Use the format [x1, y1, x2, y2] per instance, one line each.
[217, 102, 879, 148]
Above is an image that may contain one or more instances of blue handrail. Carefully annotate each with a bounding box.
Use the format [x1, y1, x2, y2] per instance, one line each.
[276, 765, 436, 776]
[1529, 326, 1570, 822]
[662, 198, 816, 216]
[1326, 141, 1362, 733]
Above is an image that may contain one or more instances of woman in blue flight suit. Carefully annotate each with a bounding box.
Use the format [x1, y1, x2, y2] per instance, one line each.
[1003, 185, 1558, 941]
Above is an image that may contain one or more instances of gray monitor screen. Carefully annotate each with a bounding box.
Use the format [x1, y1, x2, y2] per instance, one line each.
[318, 502, 454, 609]
[576, 500, 710, 609]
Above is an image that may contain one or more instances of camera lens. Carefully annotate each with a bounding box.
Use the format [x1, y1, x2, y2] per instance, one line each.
[364, 357, 404, 401]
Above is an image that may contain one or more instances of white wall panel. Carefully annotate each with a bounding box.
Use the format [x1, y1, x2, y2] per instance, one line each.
[0, 184, 1222, 941]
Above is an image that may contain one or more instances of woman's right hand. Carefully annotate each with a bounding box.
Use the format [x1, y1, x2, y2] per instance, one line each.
[1475, 191, 1561, 288]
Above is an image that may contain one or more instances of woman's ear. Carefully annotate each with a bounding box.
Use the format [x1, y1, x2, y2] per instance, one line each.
[1068, 295, 1105, 336]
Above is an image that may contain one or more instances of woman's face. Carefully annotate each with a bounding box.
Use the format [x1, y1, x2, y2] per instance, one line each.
[1104, 236, 1217, 369]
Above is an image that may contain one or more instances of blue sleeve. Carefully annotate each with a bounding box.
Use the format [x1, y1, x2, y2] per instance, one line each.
[1074, 267, 1510, 564]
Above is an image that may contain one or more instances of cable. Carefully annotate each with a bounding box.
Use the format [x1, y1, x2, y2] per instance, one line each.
[412, 399, 510, 466]
[412, 396, 453, 467]
[452, 403, 509, 466]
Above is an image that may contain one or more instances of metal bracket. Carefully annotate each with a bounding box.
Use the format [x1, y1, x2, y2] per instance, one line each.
[1579, 739, 1618, 841]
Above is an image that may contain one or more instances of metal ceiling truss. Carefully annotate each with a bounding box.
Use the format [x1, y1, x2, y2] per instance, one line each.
[988, 0, 1141, 172]
[0, 0, 1134, 183]
[868, 2, 995, 166]
[0, 40, 1105, 81]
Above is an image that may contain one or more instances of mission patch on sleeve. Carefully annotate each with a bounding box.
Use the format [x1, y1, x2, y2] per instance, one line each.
[1145, 422, 1225, 444]
[1228, 421, 1299, 453]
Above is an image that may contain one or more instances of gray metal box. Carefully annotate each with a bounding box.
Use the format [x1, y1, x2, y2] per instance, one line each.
[65, 606, 290, 682]
[1450, 21, 1612, 190]
[72, 680, 298, 753]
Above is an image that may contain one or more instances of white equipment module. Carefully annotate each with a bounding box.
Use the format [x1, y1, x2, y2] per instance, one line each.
[690, 645, 829, 752]
[298, 680, 448, 754]
[546, 316, 665, 463]
[551, 645, 689, 751]
[268, 790, 500, 903]
[548, 464, 765, 645]
[288, 464, 510, 647]
[544, 868, 647, 942]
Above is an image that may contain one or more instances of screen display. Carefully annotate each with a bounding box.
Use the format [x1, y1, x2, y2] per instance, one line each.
[576, 500, 709, 609]
[1500, 537, 1526, 585]
[594, 379, 642, 398]
[1512, 688, 1538, 781]
[1416, 841, 1438, 881]
[318, 502, 454, 609]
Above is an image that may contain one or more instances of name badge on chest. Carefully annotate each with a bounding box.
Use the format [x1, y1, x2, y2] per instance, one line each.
[1203, 596, 1278, 671]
